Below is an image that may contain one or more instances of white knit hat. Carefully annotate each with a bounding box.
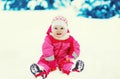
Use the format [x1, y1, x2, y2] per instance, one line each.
[51, 16, 68, 29]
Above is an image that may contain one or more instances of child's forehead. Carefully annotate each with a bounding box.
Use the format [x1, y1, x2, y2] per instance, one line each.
[53, 25, 64, 28]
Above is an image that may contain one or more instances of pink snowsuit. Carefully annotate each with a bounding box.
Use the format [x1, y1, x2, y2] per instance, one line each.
[37, 26, 80, 76]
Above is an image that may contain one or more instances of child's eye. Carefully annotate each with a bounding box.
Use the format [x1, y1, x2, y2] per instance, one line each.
[61, 27, 64, 30]
[54, 27, 57, 30]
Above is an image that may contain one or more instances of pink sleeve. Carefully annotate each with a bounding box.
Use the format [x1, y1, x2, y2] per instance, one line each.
[71, 37, 80, 59]
[73, 39, 80, 55]
[42, 36, 54, 58]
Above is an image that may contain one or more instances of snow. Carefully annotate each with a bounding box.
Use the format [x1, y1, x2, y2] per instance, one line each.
[0, 10, 120, 79]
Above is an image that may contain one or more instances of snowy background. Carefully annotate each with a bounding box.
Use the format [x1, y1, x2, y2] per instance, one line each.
[1, 0, 120, 19]
[0, 0, 120, 79]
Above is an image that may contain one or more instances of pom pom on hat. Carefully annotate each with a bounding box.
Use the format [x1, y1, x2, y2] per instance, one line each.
[51, 16, 68, 29]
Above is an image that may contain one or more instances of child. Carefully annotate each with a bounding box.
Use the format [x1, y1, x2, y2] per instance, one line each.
[30, 16, 84, 79]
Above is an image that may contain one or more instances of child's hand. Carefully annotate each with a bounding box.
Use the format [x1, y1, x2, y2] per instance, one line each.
[65, 55, 74, 62]
[66, 57, 70, 61]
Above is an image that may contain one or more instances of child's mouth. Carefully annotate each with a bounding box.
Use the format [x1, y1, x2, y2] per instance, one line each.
[57, 33, 62, 35]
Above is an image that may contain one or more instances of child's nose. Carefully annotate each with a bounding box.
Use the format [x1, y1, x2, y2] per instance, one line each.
[57, 29, 61, 31]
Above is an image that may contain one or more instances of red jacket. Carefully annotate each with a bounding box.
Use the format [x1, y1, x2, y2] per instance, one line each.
[41, 35, 80, 61]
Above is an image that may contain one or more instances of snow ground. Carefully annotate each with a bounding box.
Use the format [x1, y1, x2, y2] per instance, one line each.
[0, 10, 120, 79]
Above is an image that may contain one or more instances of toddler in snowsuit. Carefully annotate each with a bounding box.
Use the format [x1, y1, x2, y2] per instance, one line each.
[30, 16, 84, 78]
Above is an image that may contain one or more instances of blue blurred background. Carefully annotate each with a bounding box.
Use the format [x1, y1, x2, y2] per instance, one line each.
[0, 0, 120, 19]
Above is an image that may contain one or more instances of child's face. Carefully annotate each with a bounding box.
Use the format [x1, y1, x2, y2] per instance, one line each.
[52, 25, 67, 38]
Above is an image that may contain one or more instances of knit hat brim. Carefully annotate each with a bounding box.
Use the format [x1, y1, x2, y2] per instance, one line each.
[52, 20, 67, 28]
